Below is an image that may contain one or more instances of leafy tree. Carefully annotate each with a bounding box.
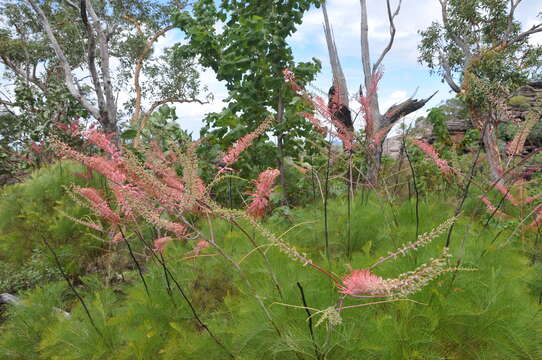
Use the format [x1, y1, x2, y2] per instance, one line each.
[418, 0, 542, 182]
[173, 0, 322, 202]
[0, 0, 205, 141]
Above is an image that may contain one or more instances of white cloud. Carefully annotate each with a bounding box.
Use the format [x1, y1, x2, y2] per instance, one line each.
[172, 67, 228, 136]
[524, 19, 542, 46]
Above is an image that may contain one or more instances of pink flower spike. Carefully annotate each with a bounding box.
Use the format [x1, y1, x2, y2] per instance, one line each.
[301, 112, 328, 136]
[193, 240, 210, 256]
[154, 237, 173, 253]
[112, 232, 123, 243]
[409, 138, 452, 174]
[77, 187, 121, 224]
[493, 183, 519, 206]
[166, 222, 187, 237]
[86, 156, 126, 184]
[85, 129, 120, 158]
[223, 118, 272, 166]
[247, 169, 280, 219]
[247, 197, 270, 220]
[339, 269, 385, 297]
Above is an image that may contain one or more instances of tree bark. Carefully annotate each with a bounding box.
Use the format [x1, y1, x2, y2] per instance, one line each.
[85, 0, 117, 133]
[24, 0, 118, 136]
[276, 89, 288, 206]
[367, 141, 383, 187]
[24, 0, 102, 121]
[482, 119, 504, 184]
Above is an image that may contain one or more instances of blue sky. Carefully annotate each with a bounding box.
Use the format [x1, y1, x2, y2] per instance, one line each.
[170, 0, 542, 136]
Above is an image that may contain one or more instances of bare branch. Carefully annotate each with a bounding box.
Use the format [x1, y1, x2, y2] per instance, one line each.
[80, 0, 107, 122]
[439, 50, 461, 93]
[507, 22, 542, 46]
[505, 0, 522, 42]
[136, 97, 209, 142]
[360, 0, 372, 89]
[124, 15, 144, 36]
[372, 0, 402, 73]
[22, 0, 101, 120]
[63, 0, 79, 11]
[0, 99, 15, 107]
[382, 91, 438, 127]
[322, 1, 349, 106]
[124, 15, 174, 127]
[438, 0, 471, 59]
[0, 55, 47, 92]
[84, 0, 116, 129]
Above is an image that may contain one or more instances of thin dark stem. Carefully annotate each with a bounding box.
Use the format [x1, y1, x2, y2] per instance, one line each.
[479, 229, 505, 258]
[228, 176, 233, 232]
[40, 233, 104, 341]
[133, 232, 233, 357]
[445, 135, 484, 248]
[230, 219, 284, 299]
[483, 190, 508, 228]
[532, 227, 541, 265]
[403, 137, 419, 240]
[347, 153, 352, 259]
[119, 227, 151, 300]
[135, 227, 173, 299]
[159, 252, 173, 297]
[163, 263, 233, 358]
[445, 118, 496, 248]
[311, 159, 317, 205]
[324, 141, 332, 261]
[393, 145, 405, 196]
[297, 282, 321, 360]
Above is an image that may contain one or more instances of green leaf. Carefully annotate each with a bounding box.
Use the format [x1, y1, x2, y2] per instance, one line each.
[120, 129, 138, 140]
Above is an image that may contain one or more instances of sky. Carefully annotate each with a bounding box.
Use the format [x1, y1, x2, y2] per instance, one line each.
[168, 0, 542, 137]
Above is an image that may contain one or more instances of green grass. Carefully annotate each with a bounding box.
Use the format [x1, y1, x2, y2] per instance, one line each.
[1, 192, 542, 359]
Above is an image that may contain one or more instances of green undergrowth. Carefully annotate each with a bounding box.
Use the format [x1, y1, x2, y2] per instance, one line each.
[1, 193, 542, 359]
[0, 161, 106, 293]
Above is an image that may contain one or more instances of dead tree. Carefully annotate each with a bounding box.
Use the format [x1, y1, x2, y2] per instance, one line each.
[328, 85, 353, 131]
[323, 2, 353, 135]
[323, 0, 436, 185]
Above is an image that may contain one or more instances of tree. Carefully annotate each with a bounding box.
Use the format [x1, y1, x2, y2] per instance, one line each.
[418, 0, 542, 182]
[321, 0, 436, 185]
[174, 0, 321, 203]
[0, 0, 205, 140]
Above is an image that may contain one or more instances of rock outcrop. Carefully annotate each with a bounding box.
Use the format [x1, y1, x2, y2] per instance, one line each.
[383, 81, 542, 157]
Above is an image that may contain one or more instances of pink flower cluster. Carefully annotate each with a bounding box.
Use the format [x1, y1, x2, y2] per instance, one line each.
[338, 269, 385, 297]
[85, 129, 120, 158]
[247, 169, 280, 219]
[300, 112, 328, 136]
[76, 187, 121, 224]
[409, 138, 452, 174]
[223, 118, 272, 166]
[283, 68, 355, 149]
[55, 129, 207, 241]
[154, 237, 173, 253]
[54, 120, 81, 137]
